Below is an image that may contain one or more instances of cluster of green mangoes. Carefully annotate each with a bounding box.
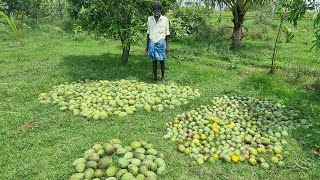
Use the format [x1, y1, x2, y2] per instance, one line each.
[39, 79, 200, 120]
[69, 139, 166, 180]
[164, 96, 307, 169]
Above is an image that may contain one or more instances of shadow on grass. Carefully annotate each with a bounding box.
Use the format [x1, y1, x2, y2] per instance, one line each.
[240, 74, 320, 156]
[240, 74, 320, 106]
[60, 52, 156, 83]
[171, 35, 273, 71]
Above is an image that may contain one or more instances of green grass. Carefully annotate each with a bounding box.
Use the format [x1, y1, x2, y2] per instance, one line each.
[0, 14, 320, 180]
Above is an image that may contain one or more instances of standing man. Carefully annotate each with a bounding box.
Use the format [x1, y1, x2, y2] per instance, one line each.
[146, 1, 170, 82]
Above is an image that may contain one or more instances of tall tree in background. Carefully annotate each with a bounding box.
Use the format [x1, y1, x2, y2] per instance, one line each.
[0, 0, 8, 12]
[30, 0, 41, 19]
[49, 0, 65, 17]
[0, 0, 67, 18]
[1, 0, 30, 15]
[67, 0, 177, 65]
[202, 0, 272, 49]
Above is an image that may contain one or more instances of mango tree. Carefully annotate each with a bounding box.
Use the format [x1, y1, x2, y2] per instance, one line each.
[202, 0, 272, 49]
[270, 0, 313, 73]
[67, 0, 176, 65]
[312, 12, 320, 51]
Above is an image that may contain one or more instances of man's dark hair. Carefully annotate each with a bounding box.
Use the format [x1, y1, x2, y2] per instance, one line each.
[152, 1, 162, 10]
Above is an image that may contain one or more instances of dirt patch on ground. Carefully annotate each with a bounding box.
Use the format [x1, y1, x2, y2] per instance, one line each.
[20, 121, 40, 131]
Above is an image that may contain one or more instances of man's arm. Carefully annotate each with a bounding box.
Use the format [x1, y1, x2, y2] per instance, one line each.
[165, 35, 169, 54]
[146, 34, 150, 52]
[165, 17, 170, 54]
[146, 17, 150, 52]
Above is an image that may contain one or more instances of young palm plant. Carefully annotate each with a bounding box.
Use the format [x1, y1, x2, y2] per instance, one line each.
[282, 25, 295, 43]
[0, 11, 26, 46]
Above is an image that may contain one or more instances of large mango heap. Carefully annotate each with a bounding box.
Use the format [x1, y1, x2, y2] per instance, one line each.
[164, 96, 307, 169]
[39, 79, 200, 120]
[70, 139, 166, 180]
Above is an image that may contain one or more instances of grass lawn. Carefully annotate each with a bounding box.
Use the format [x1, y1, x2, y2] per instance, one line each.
[0, 13, 319, 179]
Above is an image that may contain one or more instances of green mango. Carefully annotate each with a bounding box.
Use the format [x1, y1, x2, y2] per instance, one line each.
[124, 152, 134, 159]
[86, 161, 98, 169]
[144, 171, 157, 178]
[72, 158, 86, 167]
[97, 156, 113, 169]
[106, 166, 118, 177]
[84, 168, 94, 179]
[128, 164, 139, 175]
[260, 162, 270, 169]
[139, 165, 148, 174]
[116, 169, 128, 178]
[75, 163, 86, 173]
[104, 143, 116, 155]
[109, 138, 121, 144]
[116, 148, 127, 156]
[131, 141, 141, 150]
[150, 162, 158, 172]
[157, 166, 166, 175]
[121, 173, 135, 180]
[88, 153, 100, 162]
[94, 169, 104, 178]
[69, 173, 84, 180]
[135, 148, 146, 154]
[146, 149, 158, 156]
[83, 149, 95, 160]
[136, 174, 146, 180]
[118, 158, 129, 168]
[130, 158, 141, 166]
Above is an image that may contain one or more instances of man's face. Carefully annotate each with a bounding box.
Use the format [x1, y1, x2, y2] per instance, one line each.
[153, 9, 161, 17]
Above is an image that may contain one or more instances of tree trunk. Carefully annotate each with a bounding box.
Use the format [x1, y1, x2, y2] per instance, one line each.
[120, 33, 130, 65]
[270, 19, 284, 74]
[232, 23, 243, 49]
[122, 46, 130, 65]
[231, 6, 245, 49]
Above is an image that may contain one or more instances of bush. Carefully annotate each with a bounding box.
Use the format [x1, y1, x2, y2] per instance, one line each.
[313, 77, 320, 93]
[246, 6, 273, 41]
[193, 23, 232, 49]
[247, 24, 272, 40]
[166, 6, 207, 39]
[252, 5, 274, 26]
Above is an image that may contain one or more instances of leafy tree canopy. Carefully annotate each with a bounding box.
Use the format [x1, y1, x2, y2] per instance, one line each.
[67, 0, 177, 64]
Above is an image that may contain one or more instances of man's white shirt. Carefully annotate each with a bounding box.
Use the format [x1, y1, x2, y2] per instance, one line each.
[147, 15, 170, 43]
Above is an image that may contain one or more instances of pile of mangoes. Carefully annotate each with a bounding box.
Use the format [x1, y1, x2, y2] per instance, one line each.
[39, 79, 200, 120]
[164, 96, 307, 169]
[69, 139, 166, 180]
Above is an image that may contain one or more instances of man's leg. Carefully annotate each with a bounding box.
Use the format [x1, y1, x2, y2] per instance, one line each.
[160, 60, 165, 81]
[153, 60, 158, 80]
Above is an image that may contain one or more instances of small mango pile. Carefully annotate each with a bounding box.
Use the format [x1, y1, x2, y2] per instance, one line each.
[69, 139, 167, 180]
[164, 96, 308, 169]
[39, 79, 200, 120]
